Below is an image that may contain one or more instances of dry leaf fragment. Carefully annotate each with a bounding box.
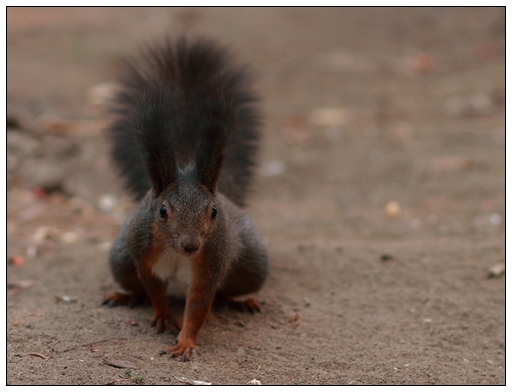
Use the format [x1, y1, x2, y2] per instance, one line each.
[24, 352, 51, 360]
[172, 376, 211, 385]
[235, 319, 246, 328]
[41, 114, 74, 134]
[289, 313, 301, 323]
[8, 280, 34, 297]
[192, 380, 212, 385]
[7, 280, 34, 289]
[289, 313, 301, 330]
[33, 226, 49, 243]
[429, 156, 473, 173]
[8, 255, 25, 267]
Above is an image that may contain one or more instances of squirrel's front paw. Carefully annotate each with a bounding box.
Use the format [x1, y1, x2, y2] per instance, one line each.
[160, 339, 200, 362]
[150, 310, 182, 333]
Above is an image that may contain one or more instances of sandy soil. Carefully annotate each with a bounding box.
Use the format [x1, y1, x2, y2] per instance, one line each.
[6, 7, 505, 385]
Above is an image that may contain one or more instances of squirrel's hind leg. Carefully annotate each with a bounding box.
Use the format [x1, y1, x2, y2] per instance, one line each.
[217, 228, 269, 311]
[102, 264, 150, 307]
[103, 217, 150, 307]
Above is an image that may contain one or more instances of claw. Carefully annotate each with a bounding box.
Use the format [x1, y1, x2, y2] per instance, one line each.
[164, 341, 199, 362]
[101, 297, 117, 307]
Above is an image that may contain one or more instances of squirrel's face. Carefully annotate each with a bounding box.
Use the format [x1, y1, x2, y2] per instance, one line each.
[154, 178, 218, 258]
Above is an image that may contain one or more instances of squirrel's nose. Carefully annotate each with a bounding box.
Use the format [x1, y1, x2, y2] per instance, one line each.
[180, 235, 200, 254]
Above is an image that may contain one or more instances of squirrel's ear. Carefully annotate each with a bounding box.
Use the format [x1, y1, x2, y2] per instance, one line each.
[145, 148, 178, 197]
[134, 86, 178, 197]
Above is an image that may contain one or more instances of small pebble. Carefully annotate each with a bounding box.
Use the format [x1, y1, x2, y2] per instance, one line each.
[55, 295, 77, 304]
[261, 160, 286, 177]
[98, 194, 117, 212]
[386, 201, 401, 218]
[380, 254, 393, 261]
[60, 231, 79, 244]
[87, 82, 118, 107]
[488, 263, 505, 278]
[310, 107, 350, 127]
[411, 53, 434, 75]
[26, 244, 38, 258]
[489, 213, 501, 225]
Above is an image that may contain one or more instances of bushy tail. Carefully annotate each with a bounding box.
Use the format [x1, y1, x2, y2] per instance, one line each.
[105, 36, 262, 206]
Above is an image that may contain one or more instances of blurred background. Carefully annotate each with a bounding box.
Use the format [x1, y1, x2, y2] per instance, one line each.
[7, 7, 505, 233]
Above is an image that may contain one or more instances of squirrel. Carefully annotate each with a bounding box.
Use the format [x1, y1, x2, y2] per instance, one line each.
[102, 36, 269, 361]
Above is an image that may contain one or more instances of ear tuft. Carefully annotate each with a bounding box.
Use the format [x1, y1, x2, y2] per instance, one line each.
[133, 84, 178, 196]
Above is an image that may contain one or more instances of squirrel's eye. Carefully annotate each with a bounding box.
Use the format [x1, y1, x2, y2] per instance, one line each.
[211, 206, 217, 220]
[160, 205, 167, 219]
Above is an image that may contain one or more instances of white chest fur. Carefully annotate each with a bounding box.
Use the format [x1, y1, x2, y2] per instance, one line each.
[151, 250, 192, 296]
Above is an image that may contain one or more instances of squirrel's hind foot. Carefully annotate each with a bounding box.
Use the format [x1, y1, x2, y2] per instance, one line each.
[226, 297, 261, 314]
[102, 291, 150, 308]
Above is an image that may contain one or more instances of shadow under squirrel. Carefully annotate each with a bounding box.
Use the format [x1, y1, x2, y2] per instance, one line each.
[103, 36, 269, 361]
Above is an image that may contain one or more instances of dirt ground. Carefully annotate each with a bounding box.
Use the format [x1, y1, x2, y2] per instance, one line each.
[6, 7, 505, 385]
